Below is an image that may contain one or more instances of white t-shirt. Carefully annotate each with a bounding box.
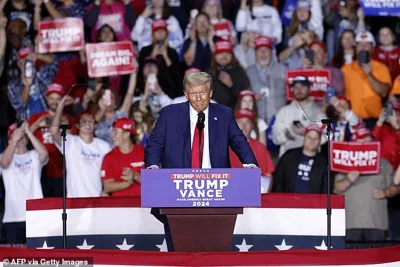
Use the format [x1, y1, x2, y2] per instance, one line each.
[55, 134, 111, 198]
[0, 150, 45, 223]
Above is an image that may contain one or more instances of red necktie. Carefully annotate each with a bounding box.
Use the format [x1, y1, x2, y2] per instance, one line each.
[191, 122, 204, 168]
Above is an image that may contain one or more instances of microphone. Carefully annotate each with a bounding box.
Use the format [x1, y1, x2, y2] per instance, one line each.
[197, 112, 205, 131]
[59, 124, 72, 130]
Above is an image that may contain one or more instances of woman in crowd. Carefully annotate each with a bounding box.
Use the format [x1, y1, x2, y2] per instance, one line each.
[331, 29, 356, 69]
[185, 0, 236, 44]
[235, 0, 282, 44]
[233, 29, 258, 69]
[235, 90, 267, 146]
[372, 27, 400, 82]
[285, 0, 323, 43]
[84, 0, 136, 42]
[130, 101, 155, 146]
[182, 12, 216, 71]
[93, 69, 137, 147]
[131, 0, 183, 53]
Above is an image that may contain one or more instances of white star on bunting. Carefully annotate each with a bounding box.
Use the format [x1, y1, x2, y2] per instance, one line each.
[315, 240, 332, 250]
[235, 238, 253, 252]
[116, 239, 134, 250]
[76, 239, 94, 250]
[275, 239, 293, 250]
[156, 239, 168, 252]
[37, 241, 54, 249]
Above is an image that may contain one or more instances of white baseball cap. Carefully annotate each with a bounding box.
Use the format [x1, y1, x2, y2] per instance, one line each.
[355, 31, 376, 46]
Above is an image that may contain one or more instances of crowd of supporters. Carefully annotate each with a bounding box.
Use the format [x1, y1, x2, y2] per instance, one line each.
[0, 0, 400, 246]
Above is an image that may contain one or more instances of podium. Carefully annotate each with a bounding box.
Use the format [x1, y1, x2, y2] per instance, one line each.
[141, 168, 261, 252]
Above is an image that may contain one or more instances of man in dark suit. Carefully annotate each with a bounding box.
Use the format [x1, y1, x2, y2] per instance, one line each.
[272, 123, 332, 194]
[144, 71, 258, 251]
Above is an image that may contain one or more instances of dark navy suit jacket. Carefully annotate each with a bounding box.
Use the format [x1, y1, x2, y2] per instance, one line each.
[144, 101, 258, 168]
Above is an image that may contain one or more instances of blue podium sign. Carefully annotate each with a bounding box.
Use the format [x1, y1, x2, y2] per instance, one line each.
[141, 168, 261, 208]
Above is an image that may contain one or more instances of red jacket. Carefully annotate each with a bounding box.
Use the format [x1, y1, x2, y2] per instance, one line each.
[372, 123, 400, 170]
[372, 46, 400, 82]
[229, 139, 275, 176]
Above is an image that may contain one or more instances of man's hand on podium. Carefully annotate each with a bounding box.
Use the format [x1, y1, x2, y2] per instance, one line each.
[147, 165, 160, 169]
[243, 164, 258, 168]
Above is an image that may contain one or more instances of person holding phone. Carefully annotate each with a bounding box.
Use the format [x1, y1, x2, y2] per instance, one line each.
[130, 0, 183, 53]
[8, 47, 59, 121]
[272, 75, 326, 157]
[138, 19, 183, 99]
[341, 31, 392, 130]
[372, 101, 400, 170]
[301, 41, 344, 95]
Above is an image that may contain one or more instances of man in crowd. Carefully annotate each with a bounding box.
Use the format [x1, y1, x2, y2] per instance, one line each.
[334, 127, 398, 242]
[0, 121, 47, 244]
[272, 75, 325, 157]
[8, 47, 58, 120]
[229, 108, 275, 192]
[27, 83, 76, 197]
[341, 31, 392, 130]
[272, 124, 329, 194]
[246, 35, 287, 124]
[101, 118, 144, 197]
[302, 41, 344, 95]
[210, 40, 250, 108]
[50, 96, 111, 197]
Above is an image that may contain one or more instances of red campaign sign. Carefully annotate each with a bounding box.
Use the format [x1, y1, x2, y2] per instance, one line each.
[285, 69, 331, 101]
[213, 21, 232, 41]
[38, 18, 84, 53]
[85, 41, 136, 78]
[330, 141, 381, 174]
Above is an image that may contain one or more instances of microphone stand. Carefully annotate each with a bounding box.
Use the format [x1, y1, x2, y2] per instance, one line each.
[321, 119, 333, 250]
[59, 124, 71, 249]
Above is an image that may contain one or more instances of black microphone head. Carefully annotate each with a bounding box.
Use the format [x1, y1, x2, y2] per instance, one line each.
[198, 111, 205, 123]
[197, 112, 205, 130]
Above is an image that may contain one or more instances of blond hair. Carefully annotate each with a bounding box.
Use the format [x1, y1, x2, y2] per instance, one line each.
[183, 72, 213, 91]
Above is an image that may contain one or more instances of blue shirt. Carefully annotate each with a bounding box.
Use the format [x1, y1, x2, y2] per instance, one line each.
[294, 153, 315, 193]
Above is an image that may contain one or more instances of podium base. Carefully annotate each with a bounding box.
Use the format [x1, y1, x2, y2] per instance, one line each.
[160, 208, 243, 252]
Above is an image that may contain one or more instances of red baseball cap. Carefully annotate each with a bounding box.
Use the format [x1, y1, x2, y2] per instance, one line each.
[254, 36, 273, 50]
[18, 47, 33, 60]
[235, 109, 255, 121]
[352, 127, 371, 141]
[8, 123, 18, 137]
[336, 95, 352, 109]
[46, 83, 64, 97]
[185, 67, 201, 76]
[113, 118, 138, 136]
[305, 123, 323, 136]
[238, 89, 255, 100]
[215, 40, 233, 54]
[309, 41, 327, 53]
[152, 19, 168, 32]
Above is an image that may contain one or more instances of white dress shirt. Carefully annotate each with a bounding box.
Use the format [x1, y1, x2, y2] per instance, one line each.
[189, 104, 212, 168]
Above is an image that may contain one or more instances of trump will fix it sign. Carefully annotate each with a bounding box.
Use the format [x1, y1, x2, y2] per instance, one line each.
[38, 18, 84, 53]
[330, 141, 381, 174]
